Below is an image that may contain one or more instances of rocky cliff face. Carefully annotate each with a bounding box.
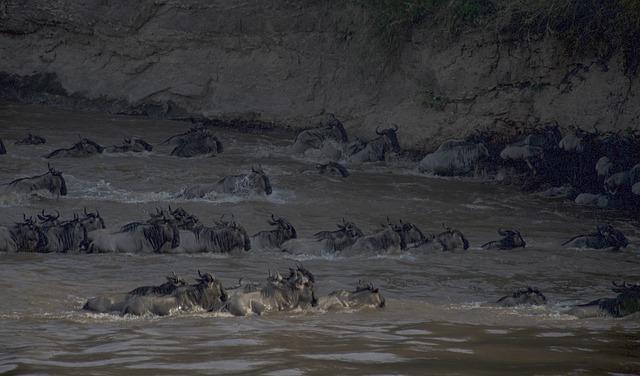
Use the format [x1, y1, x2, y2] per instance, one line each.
[1, 0, 638, 150]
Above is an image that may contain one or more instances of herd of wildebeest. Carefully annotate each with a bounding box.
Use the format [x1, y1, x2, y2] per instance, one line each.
[0, 116, 638, 318]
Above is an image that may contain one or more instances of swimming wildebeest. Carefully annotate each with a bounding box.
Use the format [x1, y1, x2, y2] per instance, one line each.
[568, 281, 640, 318]
[562, 224, 628, 250]
[178, 167, 272, 198]
[161, 126, 206, 145]
[37, 215, 88, 253]
[345, 223, 403, 254]
[317, 281, 386, 311]
[0, 164, 67, 197]
[222, 266, 318, 316]
[495, 287, 547, 307]
[84, 271, 228, 316]
[0, 138, 5, 154]
[435, 225, 469, 251]
[418, 139, 489, 176]
[45, 138, 104, 158]
[173, 219, 251, 253]
[316, 162, 349, 177]
[167, 206, 200, 230]
[15, 133, 46, 145]
[0, 216, 42, 252]
[481, 229, 526, 250]
[105, 137, 153, 153]
[347, 125, 401, 163]
[291, 115, 348, 154]
[251, 214, 297, 249]
[87, 218, 180, 253]
[390, 219, 430, 249]
[170, 128, 222, 157]
[313, 219, 364, 252]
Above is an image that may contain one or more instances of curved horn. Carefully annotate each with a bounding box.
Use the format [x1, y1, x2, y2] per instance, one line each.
[392, 124, 398, 131]
[375, 126, 383, 135]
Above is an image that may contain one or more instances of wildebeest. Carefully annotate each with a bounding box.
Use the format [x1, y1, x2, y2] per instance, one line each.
[46, 138, 104, 158]
[435, 225, 469, 251]
[178, 167, 272, 198]
[173, 219, 251, 253]
[0, 165, 67, 197]
[0, 216, 42, 252]
[346, 224, 403, 254]
[316, 162, 349, 177]
[390, 219, 430, 249]
[500, 126, 561, 162]
[84, 271, 228, 316]
[317, 281, 386, 311]
[568, 281, 640, 318]
[161, 126, 206, 145]
[251, 214, 297, 250]
[167, 206, 200, 230]
[347, 125, 401, 163]
[78, 208, 106, 231]
[574, 192, 612, 208]
[105, 137, 153, 153]
[87, 219, 180, 253]
[313, 219, 364, 252]
[222, 266, 318, 316]
[15, 133, 46, 145]
[0, 138, 5, 154]
[291, 115, 348, 154]
[481, 229, 526, 250]
[170, 128, 222, 157]
[496, 287, 547, 307]
[37, 216, 88, 253]
[562, 224, 628, 250]
[418, 139, 489, 176]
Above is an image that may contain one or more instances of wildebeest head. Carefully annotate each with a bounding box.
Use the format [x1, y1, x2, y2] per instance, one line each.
[196, 270, 228, 305]
[285, 266, 318, 307]
[376, 125, 401, 153]
[353, 280, 386, 308]
[611, 281, 640, 294]
[78, 138, 104, 153]
[496, 287, 547, 307]
[390, 219, 428, 249]
[597, 224, 629, 250]
[437, 224, 470, 251]
[251, 167, 272, 195]
[338, 219, 364, 239]
[268, 214, 297, 239]
[168, 205, 200, 230]
[46, 164, 67, 196]
[37, 209, 60, 226]
[125, 137, 153, 152]
[80, 207, 106, 231]
[13, 215, 42, 251]
[497, 228, 526, 248]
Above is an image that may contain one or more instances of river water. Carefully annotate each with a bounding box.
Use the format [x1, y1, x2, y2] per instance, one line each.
[0, 102, 639, 375]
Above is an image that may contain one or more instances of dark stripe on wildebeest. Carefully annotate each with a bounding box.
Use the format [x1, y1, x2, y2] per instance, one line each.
[38, 218, 88, 253]
[0, 138, 6, 154]
[15, 133, 46, 145]
[0, 216, 42, 252]
[1, 164, 67, 196]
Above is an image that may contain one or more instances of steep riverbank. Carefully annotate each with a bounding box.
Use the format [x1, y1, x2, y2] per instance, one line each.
[1, 0, 639, 150]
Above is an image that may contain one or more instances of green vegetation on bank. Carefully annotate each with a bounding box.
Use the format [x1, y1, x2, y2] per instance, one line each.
[358, 0, 640, 74]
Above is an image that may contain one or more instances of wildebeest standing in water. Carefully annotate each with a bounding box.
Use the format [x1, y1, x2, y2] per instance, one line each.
[15, 133, 46, 145]
[105, 137, 153, 153]
[317, 281, 386, 311]
[222, 266, 317, 316]
[347, 125, 401, 163]
[78, 208, 106, 232]
[481, 229, 526, 250]
[0, 216, 42, 252]
[251, 214, 297, 250]
[178, 167, 272, 199]
[87, 219, 180, 253]
[46, 138, 104, 158]
[169, 128, 223, 157]
[562, 224, 628, 250]
[0, 165, 67, 197]
[0, 138, 6, 155]
[568, 281, 640, 318]
[495, 287, 547, 307]
[291, 115, 348, 158]
[37, 215, 88, 253]
[345, 224, 404, 254]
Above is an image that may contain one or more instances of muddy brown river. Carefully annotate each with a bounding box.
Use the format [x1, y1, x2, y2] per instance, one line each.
[1, 102, 639, 375]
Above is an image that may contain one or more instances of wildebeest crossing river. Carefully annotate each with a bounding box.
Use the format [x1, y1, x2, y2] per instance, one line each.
[0, 103, 639, 375]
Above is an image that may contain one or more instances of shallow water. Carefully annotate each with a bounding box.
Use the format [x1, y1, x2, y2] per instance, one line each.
[1, 102, 639, 375]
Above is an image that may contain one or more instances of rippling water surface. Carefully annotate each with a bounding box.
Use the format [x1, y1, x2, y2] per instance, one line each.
[1, 103, 639, 375]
